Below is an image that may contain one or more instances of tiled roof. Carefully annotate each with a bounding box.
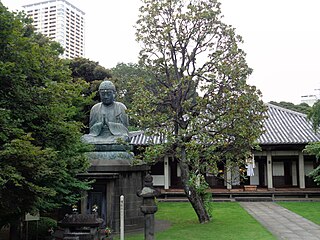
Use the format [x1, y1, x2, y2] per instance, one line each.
[258, 103, 320, 144]
[129, 131, 164, 145]
[130, 103, 320, 145]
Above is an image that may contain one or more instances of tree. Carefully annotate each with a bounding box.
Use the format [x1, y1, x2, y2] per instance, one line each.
[304, 100, 320, 185]
[0, 4, 91, 237]
[111, 62, 154, 130]
[133, 0, 266, 223]
[69, 57, 111, 82]
[269, 101, 311, 115]
[68, 57, 112, 130]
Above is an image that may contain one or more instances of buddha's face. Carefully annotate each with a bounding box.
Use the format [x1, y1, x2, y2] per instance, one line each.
[99, 89, 115, 105]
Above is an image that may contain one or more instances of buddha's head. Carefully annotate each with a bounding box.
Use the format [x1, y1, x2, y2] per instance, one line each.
[99, 80, 116, 106]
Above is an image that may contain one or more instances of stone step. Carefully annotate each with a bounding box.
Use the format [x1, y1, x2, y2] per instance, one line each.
[234, 197, 273, 202]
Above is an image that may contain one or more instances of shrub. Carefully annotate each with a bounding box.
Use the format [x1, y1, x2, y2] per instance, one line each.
[27, 217, 57, 240]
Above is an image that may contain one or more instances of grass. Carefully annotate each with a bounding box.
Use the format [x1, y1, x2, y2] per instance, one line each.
[122, 202, 275, 240]
[277, 202, 320, 225]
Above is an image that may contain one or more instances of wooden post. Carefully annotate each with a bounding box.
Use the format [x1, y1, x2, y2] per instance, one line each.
[267, 151, 273, 189]
[299, 152, 305, 189]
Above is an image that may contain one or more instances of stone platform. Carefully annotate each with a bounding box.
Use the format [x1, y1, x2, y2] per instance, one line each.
[80, 143, 149, 233]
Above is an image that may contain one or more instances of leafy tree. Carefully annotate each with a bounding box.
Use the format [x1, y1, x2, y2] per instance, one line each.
[111, 63, 145, 107]
[111, 62, 154, 130]
[68, 57, 111, 82]
[0, 3, 91, 237]
[304, 100, 320, 185]
[269, 101, 311, 115]
[68, 57, 113, 130]
[304, 143, 320, 185]
[133, 0, 266, 223]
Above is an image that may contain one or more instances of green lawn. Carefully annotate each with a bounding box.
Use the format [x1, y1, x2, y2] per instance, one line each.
[277, 202, 320, 225]
[123, 202, 275, 240]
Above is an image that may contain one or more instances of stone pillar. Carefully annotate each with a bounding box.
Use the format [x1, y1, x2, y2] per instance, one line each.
[137, 174, 160, 240]
[164, 156, 169, 190]
[299, 151, 305, 189]
[267, 151, 273, 189]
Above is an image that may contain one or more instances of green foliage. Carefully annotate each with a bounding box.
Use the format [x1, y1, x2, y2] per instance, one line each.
[304, 143, 320, 185]
[308, 166, 320, 185]
[269, 101, 311, 115]
[0, 3, 91, 226]
[188, 173, 212, 217]
[69, 57, 111, 82]
[0, 136, 56, 220]
[110, 62, 154, 130]
[307, 100, 320, 131]
[27, 217, 57, 240]
[111, 63, 151, 110]
[304, 100, 320, 185]
[67, 57, 112, 129]
[134, 0, 266, 222]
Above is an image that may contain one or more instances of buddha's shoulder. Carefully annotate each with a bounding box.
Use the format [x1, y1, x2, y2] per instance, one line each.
[114, 101, 127, 110]
[91, 102, 102, 110]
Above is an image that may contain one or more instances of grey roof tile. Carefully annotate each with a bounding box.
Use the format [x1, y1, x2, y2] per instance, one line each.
[130, 103, 320, 145]
[258, 103, 320, 144]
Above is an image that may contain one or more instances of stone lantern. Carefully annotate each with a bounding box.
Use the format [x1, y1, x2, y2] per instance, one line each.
[137, 174, 160, 240]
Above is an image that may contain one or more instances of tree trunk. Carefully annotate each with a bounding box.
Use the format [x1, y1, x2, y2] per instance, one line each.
[179, 147, 211, 223]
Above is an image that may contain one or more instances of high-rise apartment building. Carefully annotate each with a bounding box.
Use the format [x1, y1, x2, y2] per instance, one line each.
[23, 0, 85, 59]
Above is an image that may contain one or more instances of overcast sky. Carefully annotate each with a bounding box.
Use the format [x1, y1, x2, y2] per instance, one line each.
[2, 0, 320, 104]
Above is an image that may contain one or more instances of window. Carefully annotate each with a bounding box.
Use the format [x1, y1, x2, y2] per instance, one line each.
[273, 162, 284, 176]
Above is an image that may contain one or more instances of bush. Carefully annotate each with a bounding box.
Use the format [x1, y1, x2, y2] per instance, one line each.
[27, 217, 57, 240]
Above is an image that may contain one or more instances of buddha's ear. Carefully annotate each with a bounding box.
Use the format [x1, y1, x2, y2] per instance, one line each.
[113, 91, 117, 99]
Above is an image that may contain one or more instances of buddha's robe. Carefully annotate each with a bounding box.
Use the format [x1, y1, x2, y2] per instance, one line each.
[82, 102, 129, 144]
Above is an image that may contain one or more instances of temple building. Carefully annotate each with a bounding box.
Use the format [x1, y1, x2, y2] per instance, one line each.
[130, 103, 320, 196]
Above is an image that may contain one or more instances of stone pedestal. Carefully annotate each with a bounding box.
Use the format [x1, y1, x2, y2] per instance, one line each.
[80, 144, 149, 233]
[58, 213, 103, 240]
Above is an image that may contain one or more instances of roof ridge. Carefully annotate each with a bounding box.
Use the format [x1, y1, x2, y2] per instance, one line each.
[265, 103, 307, 117]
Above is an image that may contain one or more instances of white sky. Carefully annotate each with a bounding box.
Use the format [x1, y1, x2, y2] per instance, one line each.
[2, 0, 320, 104]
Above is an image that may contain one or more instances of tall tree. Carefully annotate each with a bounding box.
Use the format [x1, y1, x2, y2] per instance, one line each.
[0, 3, 91, 237]
[134, 0, 266, 223]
